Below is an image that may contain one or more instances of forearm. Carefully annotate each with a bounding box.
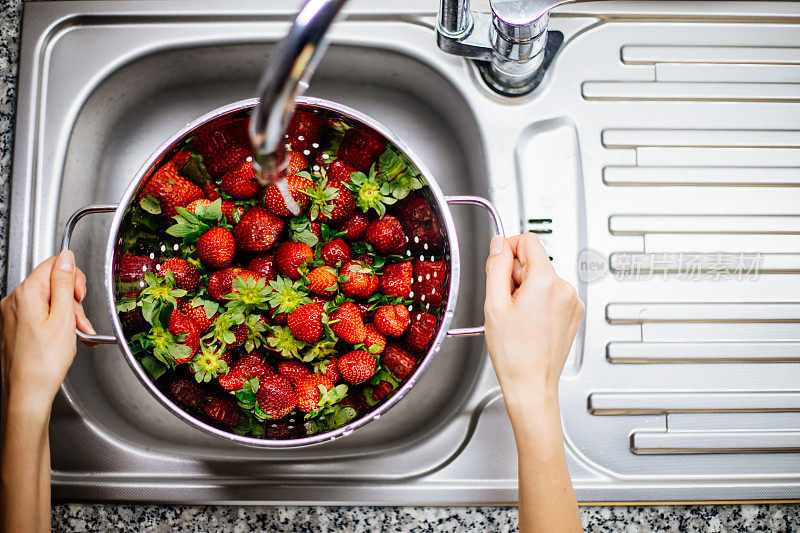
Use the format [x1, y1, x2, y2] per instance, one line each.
[1, 393, 51, 533]
[505, 392, 581, 533]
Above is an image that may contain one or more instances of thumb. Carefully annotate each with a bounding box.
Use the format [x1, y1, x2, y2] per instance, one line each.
[50, 250, 77, 321]
[484, 236, 513, 313]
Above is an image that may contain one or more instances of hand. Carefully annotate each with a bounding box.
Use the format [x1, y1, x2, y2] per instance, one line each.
[483, 234, 584, 411]
[1, 251, 95, 412]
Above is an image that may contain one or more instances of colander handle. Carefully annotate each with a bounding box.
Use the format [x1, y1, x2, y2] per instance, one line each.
[444, 195, 505, 337]
[62, 204, 119, 345]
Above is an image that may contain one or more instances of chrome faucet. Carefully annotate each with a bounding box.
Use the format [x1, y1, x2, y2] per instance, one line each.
[437, 0, 576, 95]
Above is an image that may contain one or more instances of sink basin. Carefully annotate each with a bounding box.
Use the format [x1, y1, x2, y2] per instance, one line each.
[9, 0, 800, 504]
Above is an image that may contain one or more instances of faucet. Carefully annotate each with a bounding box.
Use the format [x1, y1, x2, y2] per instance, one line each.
[438, 0, 576, 95]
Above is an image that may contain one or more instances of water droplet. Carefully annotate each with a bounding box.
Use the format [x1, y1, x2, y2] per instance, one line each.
[312, 143, 319, 149]
[303, 150, 311, 156]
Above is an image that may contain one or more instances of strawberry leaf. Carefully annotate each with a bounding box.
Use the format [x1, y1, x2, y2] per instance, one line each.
[139, 193, 162, 215]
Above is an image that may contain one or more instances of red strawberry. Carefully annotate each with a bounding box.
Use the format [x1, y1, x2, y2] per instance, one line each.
[288, 110, 327, 152]
[404, 311, 438, 352]
[368, 380, 395, 404]
[118, 254, 157, 283]
[287, 302, 325, 343]
[248, 253, 277, 281]
[256, 374, 297, 419]
[263, 174, 313, 217]
[337, 350, 377, 385]
[232, 206, 284, 253]
[180, 299, 218, 332]
[218, 354, 272, 390]
[329, 302, 367, 344]
[230, 323, 249, 348]
[168, 376, 206, 410]
[204, 397, 239, 426]
[339, 212, 372, 242]
[203, 181, 222, 201]
[317, 359, 341, 383]
[275, 241, 314, 280]
[186, 198, 213, 214]
[285, 150, 308, 176]
[413, 258, 446, 308]
[167, 310, 200, 363]
[395, 193, 444, 255]
[222, 201, 244, 224]
[277, 360, 311, 383]
[365, 215, 406, 255]
[192, 123, 251, 176]
[306, 266, 338, 297]
[310, 182, 355, 224]
[381, 344, 417, 380]
[197, 227, 236, 269]
[119, 290, 146, 335]
[140, 162, 204, 218]
[327, 159, 358, 184]
[363, 324, 386, 355]
[374, 304, 411, 337]
[320, 238, 353, 267]
[378, 261, 412, 298]
[294, 375, 334, 412]
[337, 128, 385, 171]
[356, 302, 375, 322]
[171, 149, 192, 170]
[207, 267, 257, 301]
[221, 159, 260, 199]
[158, 258, 199, 292]
[339, 261, 378, 299]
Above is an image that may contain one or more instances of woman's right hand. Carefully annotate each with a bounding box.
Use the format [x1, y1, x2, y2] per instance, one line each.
[483, 233, 584, 412]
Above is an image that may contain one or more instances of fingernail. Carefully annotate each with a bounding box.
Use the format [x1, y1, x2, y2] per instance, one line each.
[489, 236, 504, 256]
[57, 250, 75, 272]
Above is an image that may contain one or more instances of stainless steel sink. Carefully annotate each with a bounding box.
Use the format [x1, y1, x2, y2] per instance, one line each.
[8, 0, 800, 504]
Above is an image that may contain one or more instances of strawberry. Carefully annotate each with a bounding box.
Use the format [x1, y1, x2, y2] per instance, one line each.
[413, 258, 446, 308]
[140, 162, 204, 218]
[180, 299, 218, 332]
[307, 179, 356, 224]
[287, 110, 326, 152]
[248, 253, 277, 281]
[218, 354, 272, 390]
[168, 376, 206, 410]
[404, 311, 438, 352]
[381, 344, 417, 380]
[339, 261, 378, 299]
[232, 206, 284, 253]
[339, 211, 372, 242]
[306, 266, 338, 297]
[197, 227, 236, 269]
[192, 123, 251, 176]
[275, 241, 314, 280]
[337, 350, 377, 385]
[256, 374, 297, 419]
[367, 379, 395, 404]
[266, 421, 296, 438]
[203, 181, 222, 201]
[365, 215, 406, 255]
[363, 324, 386, 355]
[329, 302, 367, 344]
[287, 302, 325, 343]
[158, 258, 199, 292]
[119, 290, 147, 335]
[395, 192, 444, 255]
[263, 174, 313, 217]
[222, 201, 245, 224]
[316, 359, 341, 383]
[378, 261, 412, 298]
[118, 254, 157, 283]
[186, 198, 214, 214]
[171, 149, 193, 170]
[207, 267, 257, 301]
[221, 159, 260, 199]
[285, 150, 308, 176]
[294, 375, 334, 412]
[277, 360, 311, 383]
[327, 159, 358, 184]
[167, 310, 200, 363]
[204, 397, 239, 426]
[337, 128, 385, 171]
[320, 238, 353, 267]
[230, 323, 249, 348]
[374, 304, 411, 337]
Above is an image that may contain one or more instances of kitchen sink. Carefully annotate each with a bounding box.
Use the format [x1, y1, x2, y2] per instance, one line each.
[8, 0, 800, 504]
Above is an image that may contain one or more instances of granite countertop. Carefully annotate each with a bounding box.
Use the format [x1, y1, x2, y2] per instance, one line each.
[1, 0, 798, 531]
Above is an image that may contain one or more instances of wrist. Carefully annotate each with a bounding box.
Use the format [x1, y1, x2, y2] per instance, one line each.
[3, 385, 54, 429]
[502, 386, 561, 427]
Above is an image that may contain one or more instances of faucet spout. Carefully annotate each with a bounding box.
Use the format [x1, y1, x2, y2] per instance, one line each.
[250, 0, 347, 198]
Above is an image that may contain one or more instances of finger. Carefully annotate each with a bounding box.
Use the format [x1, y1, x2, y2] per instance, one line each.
[49, 250, 78, 320]
[75, 301, 98, 347]
[511, 258, 523, 287]
[484, 236, 514, 311]
[17, 256, 58, 317]
[514, 233, 554, 279]
[75, 267, 88, 302]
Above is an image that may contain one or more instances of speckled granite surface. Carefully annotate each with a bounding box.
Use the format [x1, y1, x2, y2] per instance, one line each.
[2, 0, 799, 531]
